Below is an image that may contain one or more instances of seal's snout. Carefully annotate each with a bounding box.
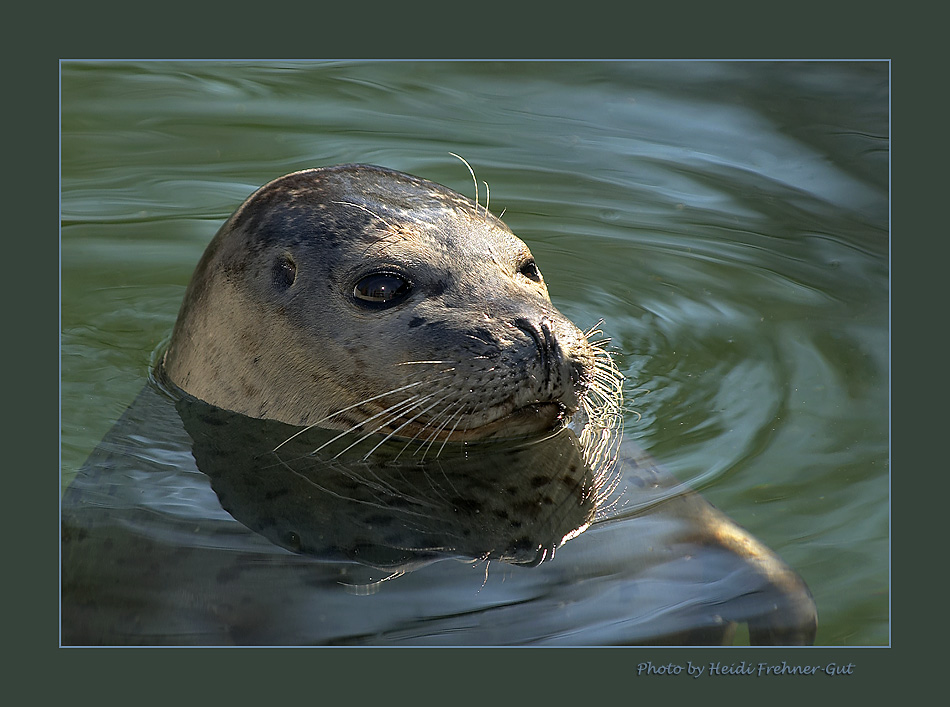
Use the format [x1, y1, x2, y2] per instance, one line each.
[513, 315, 590, 414]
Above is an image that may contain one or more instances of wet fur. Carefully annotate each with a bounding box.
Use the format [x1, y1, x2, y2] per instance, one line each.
[163, 164, 623, 450]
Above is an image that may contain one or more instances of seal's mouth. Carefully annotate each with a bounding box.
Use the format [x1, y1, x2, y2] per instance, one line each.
[443, 402, 569, 442]
[345, 401, 573, 447]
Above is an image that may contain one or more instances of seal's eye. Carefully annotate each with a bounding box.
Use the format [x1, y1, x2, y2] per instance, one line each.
[354, 272, 412, 307]
[519, 259, 542, 282]
[273, 254, 297, 290]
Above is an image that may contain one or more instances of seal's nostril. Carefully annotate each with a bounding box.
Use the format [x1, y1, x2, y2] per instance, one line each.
[513, 316, 569, 397]
[539, 317, 555, 352]
[513, 317, 549, 371]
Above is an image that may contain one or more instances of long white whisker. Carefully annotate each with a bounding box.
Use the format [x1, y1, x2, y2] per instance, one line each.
[357, 394, 456, 461]
[310, 394, 432, 457]
[416, 401, 468, 460]
[389, 398, 458, 461]
[332, 200, 395, 230]
[388, 395, 461, 462]
[436, 410, 468, 459]
[583, 319, 606, 338]
[273, 380, 430, 451]
[449, 152, 478, 211]
[397, 360, 456, 366]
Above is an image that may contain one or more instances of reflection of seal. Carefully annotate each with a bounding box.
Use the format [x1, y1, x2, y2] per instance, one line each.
[162, 164, 621, 445]
[176, 394, 598, 571]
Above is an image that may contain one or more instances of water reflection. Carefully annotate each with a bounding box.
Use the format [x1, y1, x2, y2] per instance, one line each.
[62, 379, 816, 645]
[178, 393, 600, 572]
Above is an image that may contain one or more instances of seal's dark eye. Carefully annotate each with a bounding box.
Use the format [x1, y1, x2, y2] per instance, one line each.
[519, 259, 542, 282]
[354, 272, 412, 306]
[273, 254, 297, 290]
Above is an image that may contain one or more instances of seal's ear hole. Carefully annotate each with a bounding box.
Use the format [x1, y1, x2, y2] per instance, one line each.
[519, 259, 542, 283]
[354, 272, 413, 307]
[273, 254, 297, 290]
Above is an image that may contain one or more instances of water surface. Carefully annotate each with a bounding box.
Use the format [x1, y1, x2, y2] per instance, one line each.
[60, 60, 889, 645]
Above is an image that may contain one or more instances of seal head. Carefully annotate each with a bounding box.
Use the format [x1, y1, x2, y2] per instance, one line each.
[162, 164, 603, 442]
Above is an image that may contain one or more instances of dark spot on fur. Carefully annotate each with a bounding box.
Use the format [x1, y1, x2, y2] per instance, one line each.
[451, 497, 483, 514]
[514, 500, 541, 514]
[530, 475, 550, 488]
[408, 316, 426, 328]
[241, 380, 261, 399]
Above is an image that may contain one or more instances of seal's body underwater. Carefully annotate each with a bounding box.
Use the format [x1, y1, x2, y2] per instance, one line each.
[162, 164, 614, 443]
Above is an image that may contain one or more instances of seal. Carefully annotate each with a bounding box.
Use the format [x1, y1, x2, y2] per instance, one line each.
[64, 165, 818, 646]
[162, 164, 621, 445]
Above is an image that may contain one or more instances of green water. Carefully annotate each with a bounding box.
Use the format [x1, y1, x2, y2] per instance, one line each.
[60, 60, 889, 645]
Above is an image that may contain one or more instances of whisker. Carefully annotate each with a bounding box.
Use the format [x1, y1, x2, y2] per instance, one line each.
[273, 380, 429, 451]
[357, 393, 457, 461]
[416, 400, 469, 460]
[587, 338, 614, 351]
[395, 395, 452, 459]
[326, 393, 442, 459]
[267, 450, 432, 516]
[390, 398, 463, 461]
[436, 411, 468, 459]
[332, 200, 395, 230]
[396, 360, 456, 366]
[449, 152, 479, 211]
[311, 394, 433, 457]
[583, 319, 606, 338]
